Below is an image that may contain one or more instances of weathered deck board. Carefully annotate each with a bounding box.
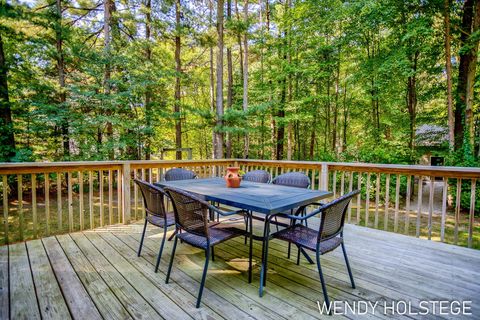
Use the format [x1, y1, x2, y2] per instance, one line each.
[9, 243, 41, 319]
[26, 239, 71, 319]
[111, 231, 256, 320]
[0, 245, 9, 320]
[81, 232, 194, 320]
[68, 232, 163, 319]
[56, 234, 132, 320]
[94, 231, 225, 320]
[2, 221, 480, 320]
[42, 236, 102, 320]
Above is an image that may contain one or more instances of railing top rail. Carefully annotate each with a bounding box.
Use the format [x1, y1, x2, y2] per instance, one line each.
[0, 159, 234, 174]
[235, 159, 480, 178]
[0, 158, 478, 178]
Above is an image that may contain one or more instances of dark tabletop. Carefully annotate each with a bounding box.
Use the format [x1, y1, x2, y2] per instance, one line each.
[155, 178, 332, 215]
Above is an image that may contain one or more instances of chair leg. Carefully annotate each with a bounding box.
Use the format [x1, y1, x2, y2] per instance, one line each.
[244, 214, 248, 245]
[137, 219, 148, 257]
[248, 213, 253, 283]
[262, 235, 270, 287]
[274, 216, 279, 232]
[196, 247, 211, 308]
[300, 248, 315, 264]
[167, 229, 177, 241]
[155, 227, 167, 273]
[259, 237, 270, 297]
[259, 215, 271, 296]
[165, 236, 178, 284]
[315, 252, 332, 316]
[211, 246, 215, 261]
[341, 242, 355, 289]
[296, 245, 301, 265]
[287, 217, 293, 259]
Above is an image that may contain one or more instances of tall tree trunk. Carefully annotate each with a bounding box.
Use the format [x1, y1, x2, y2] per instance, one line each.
[276, 32, 286, 160]
[325, 80, 331, 152]
[454, 0, 478, 151]
[342, 80, 348, 151]
[214, 0, 225, 159]
[104, 0, 114, 159]
[309, 118, 316, 160]
[209, 0, 215, 158]
[55, 0, 69, 158]
[465, 0, 480, 150]
[444, 0, 454, 149]
[332, 52, 340, 153]
[285, 0, 293, 160]
[264, 0, 275, 159]
[174, 0, 183, 160]
[259, 0, 265, 159]
[406, 52, 419, 151]
[144, 0, 152, 160]
[0, 34, 15, 161]
[242, 0, 249, 158]
[226, 0, 233, 158]
[235, 0, 244, 83]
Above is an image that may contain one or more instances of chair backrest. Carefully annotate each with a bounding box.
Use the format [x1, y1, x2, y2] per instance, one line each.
[317, 190, 360, 242]
[242, 170, 271, 183]
[134, 179, 168, 218]
[164, 168, 197, 181]
[164, 187, 210, 237]
[272, 172, 310, 189]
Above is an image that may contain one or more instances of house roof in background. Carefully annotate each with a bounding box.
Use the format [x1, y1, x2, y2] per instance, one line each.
[415, 124, 449, 147]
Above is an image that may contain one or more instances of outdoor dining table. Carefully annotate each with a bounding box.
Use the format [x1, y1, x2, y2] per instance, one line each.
[154, 177, 332, 288]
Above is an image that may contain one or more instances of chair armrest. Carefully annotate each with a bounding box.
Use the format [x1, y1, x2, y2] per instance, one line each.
[269, 207, 322, 222]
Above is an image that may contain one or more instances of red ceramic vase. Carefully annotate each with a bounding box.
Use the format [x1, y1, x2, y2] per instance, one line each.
[224, 167, 241, 188]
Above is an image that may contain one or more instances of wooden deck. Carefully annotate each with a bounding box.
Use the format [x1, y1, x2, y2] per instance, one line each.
[1, 220, 479, 319]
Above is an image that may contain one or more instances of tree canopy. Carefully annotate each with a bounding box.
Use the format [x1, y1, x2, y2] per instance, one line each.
[0, 0, 479, 165]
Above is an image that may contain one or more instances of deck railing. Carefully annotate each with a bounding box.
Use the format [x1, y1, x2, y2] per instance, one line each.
[0, 159, 478, 248]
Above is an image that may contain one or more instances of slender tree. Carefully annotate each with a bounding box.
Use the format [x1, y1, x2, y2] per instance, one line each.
[0, 34, 15, 161]
[454, 0, 478, 151]
[104, 0, 114, 159]
[55, 0, 69, 157]
[444, 0, 454, 149]
[214, 0, 225, 159]
[242, 0, 249, 158]
[464, 0, 480, 150]
[226, 0, 233, 158]
[174, 0, 183, 160]
[144, 0, 153, 160]
[209, 0, 216, 158]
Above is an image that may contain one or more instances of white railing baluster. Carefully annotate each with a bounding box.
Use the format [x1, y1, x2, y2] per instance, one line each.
[468, 179, 476, 248]
[454, 178, 461, 244]
[394, 174, 400, 233]
[416, 176, 423, 238]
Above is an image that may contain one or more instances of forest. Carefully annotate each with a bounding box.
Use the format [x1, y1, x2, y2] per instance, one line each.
[0, 0, 479, 165]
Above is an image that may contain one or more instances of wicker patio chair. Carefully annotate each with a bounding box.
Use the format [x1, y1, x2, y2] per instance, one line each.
[164, 168, 197, 181]
[241, 170, 271, 242]
[272, 171, 310, 188]
[272, 171, 311, 254]
[164, 187, 252, 308]
[259, 190, 360, 314]
[242, 169, 271, 183]
[134, 179, 176, 273]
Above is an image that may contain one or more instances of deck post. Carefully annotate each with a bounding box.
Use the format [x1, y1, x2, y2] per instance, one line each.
[320, 163, 329, 191]
[122, 162, 131, 224]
